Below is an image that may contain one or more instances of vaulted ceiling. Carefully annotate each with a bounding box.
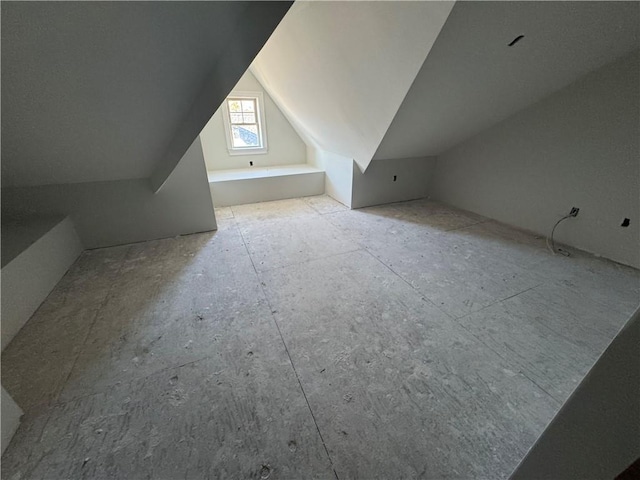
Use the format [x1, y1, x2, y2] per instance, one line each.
[1, 1, 291, 187]
[374, 1, 640, 160]
[3, 1, 637, 188]
[250, 0, 455, 172]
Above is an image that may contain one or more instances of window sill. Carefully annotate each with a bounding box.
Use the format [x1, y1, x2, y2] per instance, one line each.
[226, 147, 268, 156]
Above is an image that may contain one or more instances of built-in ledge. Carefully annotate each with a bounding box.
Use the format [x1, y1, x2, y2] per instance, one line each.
[208, 163, 325, 207]
[1, 215, 83, 350]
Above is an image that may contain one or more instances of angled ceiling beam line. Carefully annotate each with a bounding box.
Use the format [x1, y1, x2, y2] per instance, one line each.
[150, 2, 292, 193]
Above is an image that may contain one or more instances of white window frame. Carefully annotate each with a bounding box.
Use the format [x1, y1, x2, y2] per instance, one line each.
[221, 91, 268, 156]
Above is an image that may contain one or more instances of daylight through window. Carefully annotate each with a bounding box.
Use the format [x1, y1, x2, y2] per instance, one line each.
[222, 92, 267, 155]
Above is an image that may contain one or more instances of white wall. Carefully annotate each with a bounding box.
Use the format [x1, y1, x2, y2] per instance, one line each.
[200, 70, 306, 171]
[373, 1, 640, 161]
[1, 138, 217, 249]
[307, 149, 436, 210]
[308, 147, 353, 208]
[251, 1, 454, 172]
[210, 170, 324, 207]
[1, 386, 23, 454]
[432, 52, 639, 268]
[511, 308, 640, 480]
[352, 157, 436, 209]
[1, 216, 83, 350]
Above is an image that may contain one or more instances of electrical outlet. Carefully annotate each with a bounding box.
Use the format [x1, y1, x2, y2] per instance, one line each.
[569, 207, 579, 217]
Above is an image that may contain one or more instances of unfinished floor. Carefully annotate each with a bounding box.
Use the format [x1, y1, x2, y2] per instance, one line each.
[3, 195, 639, 479]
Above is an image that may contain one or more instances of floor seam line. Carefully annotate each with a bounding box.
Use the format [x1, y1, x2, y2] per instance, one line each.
[443, 219, 489, 233]
[364, 241, 563, 408]
[56, 245, 135, 403]
[529, 315, 597, 351]
[499, 283, 544, 303]
[252, 248, 363, 274]
[451, 310, 564, 407]
[451, 285, 540, 322]
[21, 406, 55, 472]
[518, 371, 563, 406]
[237, 222, 341, 480]
[49, 353, 216, 408]
[453, 301, 501, 321]
[361, 247, 457, 321]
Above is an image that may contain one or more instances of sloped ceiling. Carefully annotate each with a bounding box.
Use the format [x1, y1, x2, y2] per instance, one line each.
[251, 0, 455, 172]
[374, 1, 640, 161]
[1, 1, 291, 188]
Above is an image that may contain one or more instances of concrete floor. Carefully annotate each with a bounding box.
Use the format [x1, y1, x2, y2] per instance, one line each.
[2, 195, 639, 479]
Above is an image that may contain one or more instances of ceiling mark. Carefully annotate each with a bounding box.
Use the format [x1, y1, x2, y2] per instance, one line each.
[508, 35, 525, 46]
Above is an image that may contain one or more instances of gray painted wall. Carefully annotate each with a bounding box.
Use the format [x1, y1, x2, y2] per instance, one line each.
[1, 1, 291, 188]
[432, 52, 639, 268]
[150, 2, 292, 192]
[352, 157, 436, 209]
[510, 308, 640, 480]
[2, 139, 216, 249]
[2, 215, 68, 268]
[1, 216, 83, 350]
[1, 386, 23, 454]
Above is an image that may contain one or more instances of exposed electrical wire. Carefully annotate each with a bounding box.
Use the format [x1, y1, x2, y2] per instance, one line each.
[546, 214, 573, 256]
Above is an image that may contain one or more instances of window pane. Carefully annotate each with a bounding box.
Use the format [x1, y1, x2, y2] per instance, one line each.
[231, 125, 259, 148]
[241, 100, 255, 112]
[228, 100, 241, 112]
[243, 113, 256, 124]
[230, 113, 242, 124]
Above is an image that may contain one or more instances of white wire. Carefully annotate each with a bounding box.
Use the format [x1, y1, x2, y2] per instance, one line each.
[546, 214, 573, 255]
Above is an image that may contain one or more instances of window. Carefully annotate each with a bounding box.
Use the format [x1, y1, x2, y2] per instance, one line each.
[222, 91, 268, 155]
